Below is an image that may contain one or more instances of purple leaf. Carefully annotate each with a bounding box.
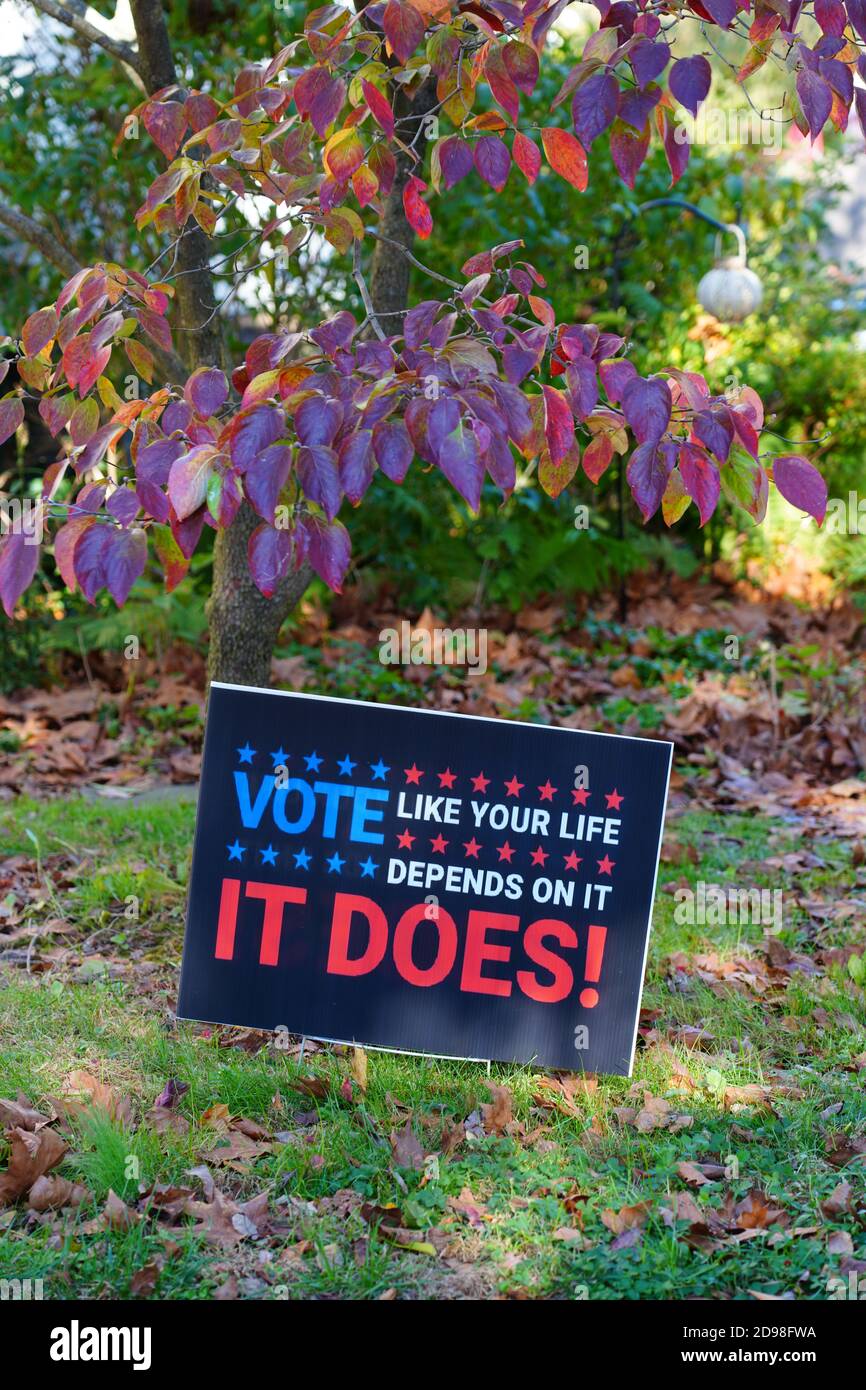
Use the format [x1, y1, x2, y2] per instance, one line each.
[438, 137, 474, 191]
[773, 454, 828, 524]
[185, 366, 228, 418]
[230, 405, 285, 471]
[372, 419, 413, 483]
[338, 430, 375, 504]
[669, 55, 711, 118]
[626, 441, 675, 522]
[701, 0, 736, 26]
[106, 486, 140, 528]
[296, 444, 342, 520]
[0, 530, 40, 617]
[599, 357, 637, 405]
[796, 69, 832, 140]
[571, 71, 619, 147]
[245, 443, 292, 523]
[105, 526, 147, 604]
[692, 409, 732, 463]
[248, 522, 292, 598]
[72, 521, 111, 603]
[473, 136, 512, 192]
[295, 395, 342, 448]
[622, 376, 671, 444]
[631, 39, 670, 89]
[304, 515, 351, 592]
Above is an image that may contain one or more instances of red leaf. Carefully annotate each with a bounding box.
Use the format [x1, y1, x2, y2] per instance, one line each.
[541, 128, 588, 190]
[403, 176, 433, 239]
[143, 101, 188, 161]
[383, 0, 425, 66]
[22, 307, 58, 357]
[542, 384, 574, 466]
[678, 443, 720, 526]
[512, 131, 541, 184]
[0, 398, 24, 447]
[362, 79, 395, 139]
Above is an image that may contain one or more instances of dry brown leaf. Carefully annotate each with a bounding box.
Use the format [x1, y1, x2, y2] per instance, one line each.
[0, 1125, 67, 1205]
[481, 1084, 513, 1136]
[390, 1120, 425, 1170]
[27, 1174, 89, 1211]
[601, 1201, 652, 1236]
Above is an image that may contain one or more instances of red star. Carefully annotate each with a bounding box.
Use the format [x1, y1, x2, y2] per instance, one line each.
[497, 840, 515, 863]
[597, 854, 615, 875]
[438, 768, 457, 789]
[396, 829, 415, 849]
[404, 763, 423, 784]
[530, 845, 549, 867]
[471, 771, 490, 793]
[463, 837, 482, 859]
[430, 834, 449, 854]
[504, 775, 524, 798]
[605, 789, 624, 810]
[564, 851, 582, 871]
[571, 788, 590, 807]
[537, 779, 557, 802]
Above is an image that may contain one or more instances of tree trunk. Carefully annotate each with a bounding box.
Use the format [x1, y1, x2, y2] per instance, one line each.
[130, 0, 304, 687]
[205, 503, 313, 687]
[369, 76, 437, 321]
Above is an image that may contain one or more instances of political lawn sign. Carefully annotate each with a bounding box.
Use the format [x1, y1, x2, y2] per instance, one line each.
[178, 686, 673, 1075]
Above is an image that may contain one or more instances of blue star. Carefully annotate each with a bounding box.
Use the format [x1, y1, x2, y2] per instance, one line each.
[370, 758, 389, 781]
[227, 839, 246, 862]
[270, 747, 289, 767]
[304, 750, 323, 772]
[359, 856, 378, 878]
[237, 743, 255, 764]
[326, 851, 345, 874]
[260, 844, 278, 865]
[337, 754, 357, 776]
[293, 847, 312, 870]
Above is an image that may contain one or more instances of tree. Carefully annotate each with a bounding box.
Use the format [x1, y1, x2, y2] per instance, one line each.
[1, 0, 845, 687]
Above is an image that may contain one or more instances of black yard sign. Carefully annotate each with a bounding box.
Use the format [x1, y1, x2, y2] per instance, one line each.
[178, 685, 673, 1075]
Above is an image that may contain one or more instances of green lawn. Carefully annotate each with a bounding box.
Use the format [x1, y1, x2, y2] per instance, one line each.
[1, 796, 864, 1300]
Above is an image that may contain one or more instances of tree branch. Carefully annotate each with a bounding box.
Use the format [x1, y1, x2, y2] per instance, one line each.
[0, 200, 80, 278]
[27, 0, 146, 90]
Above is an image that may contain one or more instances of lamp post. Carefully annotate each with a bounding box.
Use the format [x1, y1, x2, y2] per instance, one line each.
[636, 197, 763, 322]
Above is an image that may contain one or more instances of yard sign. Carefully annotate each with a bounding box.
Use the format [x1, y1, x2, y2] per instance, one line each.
[178, 685, 672, 1074]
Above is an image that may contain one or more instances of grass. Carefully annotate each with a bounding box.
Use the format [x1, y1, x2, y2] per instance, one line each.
[1, 795, 865, 1300]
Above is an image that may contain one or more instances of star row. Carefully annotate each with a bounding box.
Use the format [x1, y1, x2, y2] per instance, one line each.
[236, 744, 389, 781]
[394, 830, 615, 872]
[226, 841, 380, 876]
[234, 744, 625, 810]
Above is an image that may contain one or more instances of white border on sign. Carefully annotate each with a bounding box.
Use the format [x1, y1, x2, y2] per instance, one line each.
[190, 683, 675, 1077]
